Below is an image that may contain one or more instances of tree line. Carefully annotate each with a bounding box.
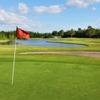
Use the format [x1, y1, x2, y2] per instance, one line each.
[0, 26, 100, 40]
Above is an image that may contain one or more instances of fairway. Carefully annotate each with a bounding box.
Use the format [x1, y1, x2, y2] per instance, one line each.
[0, 38, 100, 100]
[0, 54, 100, 100]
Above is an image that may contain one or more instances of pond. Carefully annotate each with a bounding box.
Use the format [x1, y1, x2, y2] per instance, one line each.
[14, 39, 85, 47]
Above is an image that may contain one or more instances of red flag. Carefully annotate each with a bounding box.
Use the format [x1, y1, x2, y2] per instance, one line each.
[16, 27, 30, 39]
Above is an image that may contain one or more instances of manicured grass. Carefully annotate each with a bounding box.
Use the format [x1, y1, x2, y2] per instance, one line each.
[48, 38, 100, 51]
[0, 54, 100, 100]
[0, 38, 100, 100]
[0, 38, 100, 53]
[48, 38, 100, 45]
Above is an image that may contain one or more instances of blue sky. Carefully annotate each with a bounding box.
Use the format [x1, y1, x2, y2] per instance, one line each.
[0, 0, 100, 33]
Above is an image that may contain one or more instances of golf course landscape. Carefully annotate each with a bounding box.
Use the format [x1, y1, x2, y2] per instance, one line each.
[0, 38, 100, 100]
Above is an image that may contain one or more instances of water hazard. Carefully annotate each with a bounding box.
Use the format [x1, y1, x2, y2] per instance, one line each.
[15, 40, 85, 47]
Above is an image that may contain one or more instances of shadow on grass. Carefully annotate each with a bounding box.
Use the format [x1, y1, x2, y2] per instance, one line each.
[0, 82, 11, 86]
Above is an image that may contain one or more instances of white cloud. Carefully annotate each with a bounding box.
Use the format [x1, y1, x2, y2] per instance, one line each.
[34, 5, 65, 14]
[18, 3, 29, 14]
[92, 7, 97, 10]
[66, 0, 88, 8]
[34, 0, 100, 14]
[0, 9, 46, 30]
[66, 0, 100, 8]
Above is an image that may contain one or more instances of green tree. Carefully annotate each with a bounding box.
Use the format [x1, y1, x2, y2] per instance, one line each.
[95, 29, 100, 38]
[76, 28, 87, 38]
[86, 26, 95, 38]
[43, 33, 52, 38]
[67, 29, 75, 37]
[52, 31, 58, 36]
[58, 29, 64, 37]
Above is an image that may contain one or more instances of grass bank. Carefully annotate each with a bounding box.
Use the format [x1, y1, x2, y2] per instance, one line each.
[47, 38, 100, 51]
[0, 38, 100, 52]
[48, 38, 100, 45]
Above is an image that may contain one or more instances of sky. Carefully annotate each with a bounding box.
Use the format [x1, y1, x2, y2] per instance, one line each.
[0, 0, 100, 33]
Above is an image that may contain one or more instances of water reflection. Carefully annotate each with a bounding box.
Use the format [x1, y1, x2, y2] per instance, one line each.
[1, 39, 85, 47]
[16, 40, 85, 47]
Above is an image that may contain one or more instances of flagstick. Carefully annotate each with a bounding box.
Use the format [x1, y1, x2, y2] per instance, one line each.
[11, 39, 16, 86]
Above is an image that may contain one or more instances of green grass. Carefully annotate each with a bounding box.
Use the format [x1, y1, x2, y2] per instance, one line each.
[0, 54, 100, 100]
[0, 38, 100, 53]
[48, 38, 100, 45]
[0, 38, 100, 100]
[47, 38, 100, 51]
[0, 40, 9, 43]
